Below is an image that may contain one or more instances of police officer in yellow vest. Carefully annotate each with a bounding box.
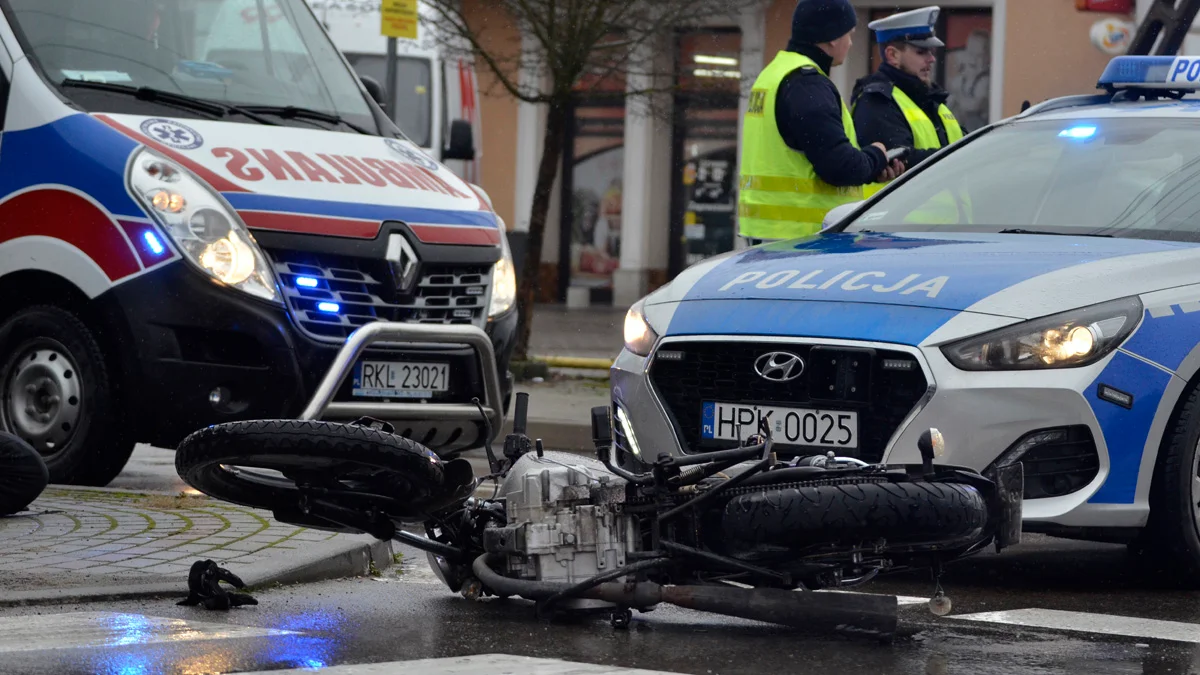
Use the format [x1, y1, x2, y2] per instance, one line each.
[851, 7, 966, 199]
[738, 0, 905, 244]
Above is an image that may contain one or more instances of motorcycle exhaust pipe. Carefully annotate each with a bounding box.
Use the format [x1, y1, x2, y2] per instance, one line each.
[472, 554, 897, 640]
[583, 583, 898, 642]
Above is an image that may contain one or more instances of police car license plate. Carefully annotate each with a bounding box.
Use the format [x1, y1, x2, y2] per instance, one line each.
[701, 402, 858, 449]
[352, 361, 449, 398]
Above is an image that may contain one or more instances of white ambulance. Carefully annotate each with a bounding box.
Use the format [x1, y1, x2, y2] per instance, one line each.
[0, 0, 516, 485]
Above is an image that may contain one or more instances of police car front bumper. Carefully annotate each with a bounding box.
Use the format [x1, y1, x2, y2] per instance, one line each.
[611, 334, 1144, 532]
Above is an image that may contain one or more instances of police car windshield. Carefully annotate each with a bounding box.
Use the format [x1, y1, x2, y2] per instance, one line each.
[6, 0, 378, 134]
[842, 117, 1200, 243]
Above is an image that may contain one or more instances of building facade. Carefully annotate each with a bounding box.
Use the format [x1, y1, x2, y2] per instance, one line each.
[468, 0, 1147, 310]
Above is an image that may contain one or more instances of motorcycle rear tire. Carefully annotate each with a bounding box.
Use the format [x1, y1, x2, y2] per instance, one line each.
[721, 480, 987, 548]
[175, 419, 448, 517]
[0, 432, 48, 516]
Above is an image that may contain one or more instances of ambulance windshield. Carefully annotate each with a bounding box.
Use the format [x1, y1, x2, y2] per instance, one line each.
[7, 0, 380, 134]
[842, 117, 1200, 243]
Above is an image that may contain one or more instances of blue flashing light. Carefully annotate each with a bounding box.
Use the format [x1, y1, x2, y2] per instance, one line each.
[317, 301, 340, 313]
[1059, 125, 1097, 139]
[142, 231, 165, 255]
[296, 276, 319, 288]
[1098, 55, 1200, 90]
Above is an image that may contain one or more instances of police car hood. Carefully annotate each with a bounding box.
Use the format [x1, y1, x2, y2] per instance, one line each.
[94, 113, 500, 245]
[648, 232, 1200, 345]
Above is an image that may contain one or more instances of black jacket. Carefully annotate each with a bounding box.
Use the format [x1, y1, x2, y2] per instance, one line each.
[773, 44, 888, 188]
[850, 64, 967, 166]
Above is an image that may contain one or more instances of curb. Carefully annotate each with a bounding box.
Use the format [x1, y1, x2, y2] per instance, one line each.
[532, 355, 614, 370]
[0, 530, 394, 608]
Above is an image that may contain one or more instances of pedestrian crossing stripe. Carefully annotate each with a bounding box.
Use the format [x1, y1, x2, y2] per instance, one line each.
[951, 608, 1200, 644]
[0, 611, 295, 654]
[237, 654, 685, 674]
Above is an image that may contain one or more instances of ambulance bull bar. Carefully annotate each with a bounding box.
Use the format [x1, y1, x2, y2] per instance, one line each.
[299, 322, 505, 444]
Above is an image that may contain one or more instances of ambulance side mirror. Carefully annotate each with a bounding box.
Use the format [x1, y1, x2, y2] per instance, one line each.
[822, 201, 863, 230]
[360, 75, 387, 109]
[444, 119, 476, 161]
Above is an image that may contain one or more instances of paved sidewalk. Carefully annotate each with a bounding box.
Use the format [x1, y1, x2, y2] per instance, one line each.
[528, 305, 625, 361]
[0, 486, 392, 606]
[498, 376, 610, 450]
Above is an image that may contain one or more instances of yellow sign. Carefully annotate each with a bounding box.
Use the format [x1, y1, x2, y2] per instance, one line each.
[381, 0, 418, 39]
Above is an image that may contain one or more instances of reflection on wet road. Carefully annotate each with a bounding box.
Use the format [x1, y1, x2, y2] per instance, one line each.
[3, 537, 1200, 675]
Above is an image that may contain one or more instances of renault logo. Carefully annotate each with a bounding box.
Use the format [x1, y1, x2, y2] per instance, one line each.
[754, 351, 805, 382]
[385, 233, 420, 293]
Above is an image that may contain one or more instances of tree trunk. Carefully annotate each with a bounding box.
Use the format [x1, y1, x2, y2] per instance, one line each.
[513, 100, 568, 362]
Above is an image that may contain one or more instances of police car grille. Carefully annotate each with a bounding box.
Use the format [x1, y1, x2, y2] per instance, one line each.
[265, 249, 492, 342]
[648, 341, 928, 463]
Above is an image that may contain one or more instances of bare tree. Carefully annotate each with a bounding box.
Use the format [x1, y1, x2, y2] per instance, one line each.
[422, 0, 758, 361]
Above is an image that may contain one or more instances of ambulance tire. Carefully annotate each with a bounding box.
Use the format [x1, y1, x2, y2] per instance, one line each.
[1137, 380, 1200, 585]
[0, 305, 135, 486]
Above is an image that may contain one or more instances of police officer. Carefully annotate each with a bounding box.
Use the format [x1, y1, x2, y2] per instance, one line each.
[738, 0, 904, 244]
[851, 6, 966, 198]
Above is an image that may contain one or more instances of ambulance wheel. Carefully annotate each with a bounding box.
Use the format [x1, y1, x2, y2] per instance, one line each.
[1140, 381, 1200, 583]
[0, 305, 134, 486]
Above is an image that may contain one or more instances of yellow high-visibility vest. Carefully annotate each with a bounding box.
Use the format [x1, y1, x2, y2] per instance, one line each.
[737, 51, 862, 240]
[860, 85, 963, 198]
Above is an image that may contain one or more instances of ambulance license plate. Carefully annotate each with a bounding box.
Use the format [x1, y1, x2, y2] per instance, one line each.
[701, 401, 858, 449]
[352, 361, 449, 398]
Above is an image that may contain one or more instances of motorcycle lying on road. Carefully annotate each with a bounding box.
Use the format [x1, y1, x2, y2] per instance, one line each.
[173, 323, 1023, 642]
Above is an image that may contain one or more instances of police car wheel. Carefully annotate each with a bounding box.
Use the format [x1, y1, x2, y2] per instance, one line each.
[1141, 382, 1200, 580]
[0, 305, 134, 486]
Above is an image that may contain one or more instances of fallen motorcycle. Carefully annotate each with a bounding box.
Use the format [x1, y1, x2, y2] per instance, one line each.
[173, 323, 1023, 642]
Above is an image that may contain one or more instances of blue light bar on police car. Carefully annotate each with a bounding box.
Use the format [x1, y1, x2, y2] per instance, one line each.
[1099, 55, 1200, 90]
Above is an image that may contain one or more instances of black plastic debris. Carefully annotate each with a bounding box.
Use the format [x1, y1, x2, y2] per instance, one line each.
[177, 560, 258, 610]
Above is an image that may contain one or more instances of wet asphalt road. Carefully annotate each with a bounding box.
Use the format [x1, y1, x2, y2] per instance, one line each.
[2, 540, 1200, 675]
[3, 446, 1189, 673]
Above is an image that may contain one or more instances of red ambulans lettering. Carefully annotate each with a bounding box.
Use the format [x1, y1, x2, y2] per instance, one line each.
[335, 156, 388, 186]
[285, 151, 339, 183]
[211, 148, 265, 181]
[246, 149, 303, 180]
[316, 153, 361, 184]
[212, 147, 469, 198]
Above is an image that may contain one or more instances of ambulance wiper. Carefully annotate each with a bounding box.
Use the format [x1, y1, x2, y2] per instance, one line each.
[236, 105, 373, 135]
[60, 80, 279, 127]
[998, 228, 1113, 238]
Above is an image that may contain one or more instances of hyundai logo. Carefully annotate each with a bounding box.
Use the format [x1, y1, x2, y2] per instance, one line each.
[754, 351, 805, 382]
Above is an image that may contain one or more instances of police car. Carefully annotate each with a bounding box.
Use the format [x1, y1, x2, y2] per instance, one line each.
[612, 55, 1200, 574]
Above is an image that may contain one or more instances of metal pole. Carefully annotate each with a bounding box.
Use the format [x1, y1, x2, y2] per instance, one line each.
[386, 36, 398, 119]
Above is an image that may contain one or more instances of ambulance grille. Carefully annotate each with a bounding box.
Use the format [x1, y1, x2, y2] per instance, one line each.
[647, 341, 929, 463]
[265, 249, 492, 342]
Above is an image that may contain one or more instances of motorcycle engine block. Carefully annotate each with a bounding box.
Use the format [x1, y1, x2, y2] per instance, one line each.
[481, 450, 638, 585]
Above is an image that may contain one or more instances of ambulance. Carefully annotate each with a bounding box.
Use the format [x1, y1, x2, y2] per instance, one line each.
[0, 0, 518, 485]
[306, 0, 484, 184]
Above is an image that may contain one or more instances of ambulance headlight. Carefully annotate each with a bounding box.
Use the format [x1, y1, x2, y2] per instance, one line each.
[941, 296, 1143, 370]
[130, 149, 279, 303]
[489, 227, 516, 317]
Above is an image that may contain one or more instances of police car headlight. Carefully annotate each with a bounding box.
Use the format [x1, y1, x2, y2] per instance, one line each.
[489, 227, 516, 318]
[129, 148, 279, 304]
[623, 299, 660, 357]
[941, 296, 1143, 371]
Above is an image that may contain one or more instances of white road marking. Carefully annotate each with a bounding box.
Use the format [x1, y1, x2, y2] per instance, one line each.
[952, 608, 1200, 643]
[237, 654, 685, 674]
[0, 611, 295, 654]
[820, 589, 928, 606]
